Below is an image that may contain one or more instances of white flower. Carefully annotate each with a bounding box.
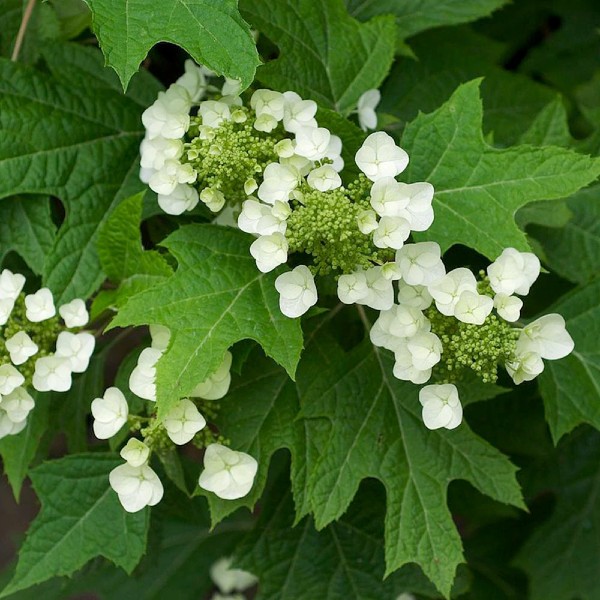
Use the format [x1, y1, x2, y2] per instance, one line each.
[140, 135, 184, 171]
[55, 331, 95, 373]
[356, 209, 379, 234]
[149, 159, 196, 196]
[274, 139, 295, 159]
[428, 268, 477, 316]
[222, 77, 242, 97]
[91, 387, 129, 440]
[282, 91, 317, 133]
[381, 261, 403, 281]
[5, 331, 38, 365]
[487, 248, 540, 296]
[396, 242, 445, 286]
[0, 409, 27, 439]
[254, 113, 279, 133]
[307, 164, 342, 192]
[355, 132, 409, 182]
[325, 135, 344, 172]
[0, 298, 14, 326]
[517, 314, 574, 360]
[407, 331, 442, 371]
[32, 356, 72, 392]
[25, 288, 56, 322]
[109, 462, 164, 513]
[397, 281, 433, 310]
[493, 293, 522, 322]
[372, 216, 411, 250]
[58, 298, 89, 328]
[369, 315, 402, 352]
[280, 153, 312, 177]
[369, 177, 410, 218]
[0, 387, 34, 423]
[357, 89, 380, 131]
[163, 398, 207, 445]
[150, 324, 171, 352]
[388, 304, 430, 338]
[419, 384, 462, 430]
[250, 90, 285, 121]
[337, 271, 370, 304]
[129, 347, 163, 401]
[238, 199, 286, 236]
[176, 59, 207, 102]
[142, 85, 191, 139]
[257, 163, 299, 204]
[200, 187, 226, 212]
[392, 344, 432, 384]
[198, 443, 258, 500]
[506, 350, 544, 385]
[275, 265, 318, 318]
[454, 291, 493, 325]
[158, 183, 199, 215]
[199, 100, 231, 128]
[250, 233, 288, 273]
[0, 269, 25, 301]
[294, 126, 331, 161]
[360, 266, 394, 311]
[192, 351, 232, 400]
[210, 557, 258, 594]
[120, 438, 150, 468]
[251, 89, 285, 121]
[401, 182, 435, 231]
[0, 364, 25, 395]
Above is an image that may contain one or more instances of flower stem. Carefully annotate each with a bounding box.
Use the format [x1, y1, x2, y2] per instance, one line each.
[11, 0, 36, 62]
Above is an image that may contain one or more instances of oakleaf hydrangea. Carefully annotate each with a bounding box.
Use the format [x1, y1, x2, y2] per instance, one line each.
[0, 270, 94, 440]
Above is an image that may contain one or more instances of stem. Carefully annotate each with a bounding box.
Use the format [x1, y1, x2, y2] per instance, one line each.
[356, 305, 371, 330]
[11, 0, 36, 62]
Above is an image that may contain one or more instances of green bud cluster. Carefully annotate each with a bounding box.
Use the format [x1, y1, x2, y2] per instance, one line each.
[140, 418, 172, 451]
[192, 399, 228, 448]
[0, 295, 62, 384]
[185, 111, 284, 204]
[285, 178, 392, 275]
[427, 306, 519, 384]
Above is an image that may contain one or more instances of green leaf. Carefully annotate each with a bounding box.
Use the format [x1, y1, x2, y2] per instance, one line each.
[537, 279, 600, 442]
[63, 496, 253, 600]
[527, 184, 600, 285]
[241, 0, 396, 114]
[345, 0, 508, 41]
[84, 0, 260, 90]
[298, 338, 524, 596]
[380, 28, 562, 147]
[518, 96, 573, 147]
[0, 196, 56, 275]
[0, 392, 49, 500]
[1, 454, 149, 597]
[515, 427, 600, 600]
[236, 470, 469, 599]
[96, 193, 173, 310]
[401, 80, 600, 260]
[0, 42, 160, 302]
[110, 224, 303, 419]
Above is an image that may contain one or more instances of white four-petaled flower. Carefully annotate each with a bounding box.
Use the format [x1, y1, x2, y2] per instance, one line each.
[275, 265, 318, 318]
[419, 384, 462, 430]
[109, 462, 164, 513]
[198, 443, 258, 500]
[163, 398, 207, 445]
[91, 387, 129, 440]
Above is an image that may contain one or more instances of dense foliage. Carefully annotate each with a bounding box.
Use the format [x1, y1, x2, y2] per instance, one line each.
[0, 0, 599, 598]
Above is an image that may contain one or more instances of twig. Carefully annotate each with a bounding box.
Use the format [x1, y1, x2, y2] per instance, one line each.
[11, 0, 37, 62]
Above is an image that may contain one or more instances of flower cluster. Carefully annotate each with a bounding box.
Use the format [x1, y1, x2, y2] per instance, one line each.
[0, 270, 93, 439]
[93, 325, 257, 512]
[369, 246, 574, 429]
[136, 63, 575, 438]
